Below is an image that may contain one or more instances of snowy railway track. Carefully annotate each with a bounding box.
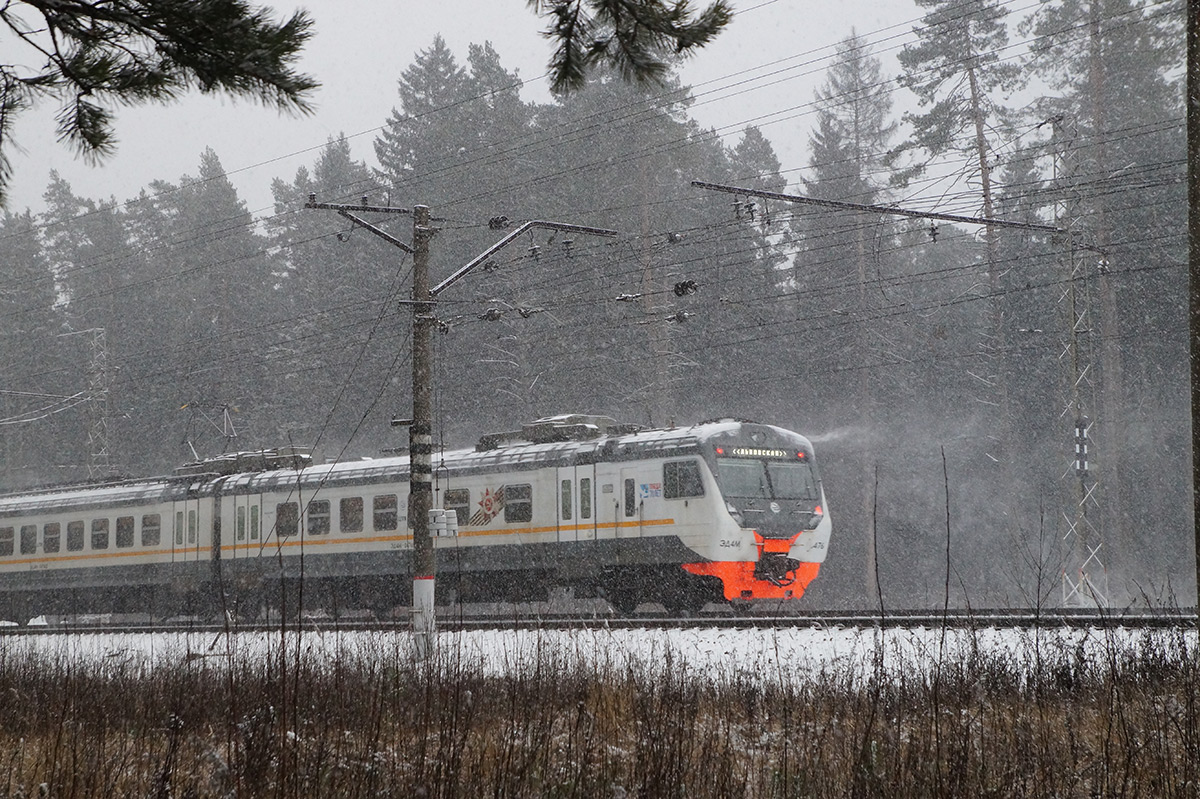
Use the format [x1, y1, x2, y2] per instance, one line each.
[2, 606, 1196, 635]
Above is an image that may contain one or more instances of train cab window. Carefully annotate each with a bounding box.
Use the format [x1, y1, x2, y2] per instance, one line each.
[340, 497, 363, 533]
[20, 525, 37, 555]
[92, 519, 110, 550]
[0, 527, 12, 557]
[276, 502, 299, 537]
[560, 480, 572, 521]
[175, 511, 184, 546]
[116, 516, 135, 548]
[580, 478, 592, 520]
[68, 521, 85, 551]
[664, 460, 705, 499]
[307, 500, 331, 536]
[624, 479, 637, 518]
[504, 484, 532, 523]
[236, 507, 246, 541]
[142, 514, 161, 547]
[444, 489, 470, 527]
[250, 506, 260, 540]
[373, 495, 398, 532]
[43, 523, 60, 554]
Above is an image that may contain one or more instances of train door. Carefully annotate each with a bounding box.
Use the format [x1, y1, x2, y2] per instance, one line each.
[556, 466, 578, 542]
[618, 467, 643, 538]
[578, 465, 596, 541]
[229, 494, 264, 560]
[171, 496, 203, 562]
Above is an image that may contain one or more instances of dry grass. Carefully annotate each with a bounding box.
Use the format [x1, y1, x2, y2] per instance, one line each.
[1, 626, 1198, 798]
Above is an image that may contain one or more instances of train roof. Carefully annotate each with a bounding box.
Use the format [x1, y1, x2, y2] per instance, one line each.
[0, 418, 814, 512]
[230, 417, 812, 492]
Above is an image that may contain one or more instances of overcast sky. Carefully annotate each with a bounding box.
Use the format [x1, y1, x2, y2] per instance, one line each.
[6, 1, 928, 216]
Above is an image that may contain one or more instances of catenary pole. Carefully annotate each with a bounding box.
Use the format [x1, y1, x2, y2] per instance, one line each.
[305, 197, 614, 656]
[409, 205, 436, 657]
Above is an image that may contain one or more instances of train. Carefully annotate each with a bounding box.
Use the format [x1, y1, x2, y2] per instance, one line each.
[0, 415, 832, 622]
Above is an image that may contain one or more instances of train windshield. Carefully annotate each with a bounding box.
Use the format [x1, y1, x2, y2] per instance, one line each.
[716, 458, 820, 501]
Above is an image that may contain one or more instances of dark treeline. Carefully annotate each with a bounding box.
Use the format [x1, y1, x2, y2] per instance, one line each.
[0, 0, 1188, 609]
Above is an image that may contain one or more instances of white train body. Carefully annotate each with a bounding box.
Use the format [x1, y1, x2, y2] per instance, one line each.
[0, 417, 832, 619]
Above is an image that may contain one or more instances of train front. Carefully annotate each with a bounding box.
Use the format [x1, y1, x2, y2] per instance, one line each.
[683, 422, 832, 601]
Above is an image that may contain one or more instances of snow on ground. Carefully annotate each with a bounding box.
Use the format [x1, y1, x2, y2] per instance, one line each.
[2, 624, 1193, 684]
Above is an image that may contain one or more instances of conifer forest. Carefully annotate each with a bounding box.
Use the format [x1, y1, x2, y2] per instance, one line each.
[0, 1, 1188, 609]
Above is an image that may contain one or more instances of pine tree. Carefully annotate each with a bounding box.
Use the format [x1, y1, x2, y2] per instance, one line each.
[897, 0, 1021, 475]
[0, 0, 317, 205]
[897, 0, 1020, 259]
[267, 136, 399, 455]
[800, 33, 900, 604]
[528, 0, 732, 93]
[0, 210, 77, 485]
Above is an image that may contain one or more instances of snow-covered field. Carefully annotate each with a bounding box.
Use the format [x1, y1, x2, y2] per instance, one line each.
[4, 624, 1192, 684]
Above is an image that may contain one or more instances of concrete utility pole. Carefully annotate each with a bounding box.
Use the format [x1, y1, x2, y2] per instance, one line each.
[306, 196, 615, 656]
[409, 205, 436, 656]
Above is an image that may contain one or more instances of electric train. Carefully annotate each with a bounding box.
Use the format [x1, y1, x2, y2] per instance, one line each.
[0, 415, 832, 622]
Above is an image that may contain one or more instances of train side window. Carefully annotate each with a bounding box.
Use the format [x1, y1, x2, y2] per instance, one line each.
[307, 500, 331, 536]
[560, 480, 572, 521]
[43, 523, 60, 554]
[68, 521, 85, 551]
[580, 478, 592, 520]
[187, 510, 198, 544]
[92, 519, 110, 550]
[175, 511, 183, 545]
[444, 489, 470, 527]
[116, 516, 135, 548]
[664, 460, 705, 499]
[142, 514, 161, 547]
[236, 507, 246, 541]
[504, 484, 532, 523]
[277, 502, 299, 537]
[20, 525, 37, 555]
[340, 497, 363, 533]
[250, 506, 260, 540]
[0, 527, 12, 557]
[624, 479, 637, 517]
[373, 495, 398, 532]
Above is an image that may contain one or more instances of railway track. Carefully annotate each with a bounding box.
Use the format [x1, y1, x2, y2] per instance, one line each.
[2, 606, 1196, 635]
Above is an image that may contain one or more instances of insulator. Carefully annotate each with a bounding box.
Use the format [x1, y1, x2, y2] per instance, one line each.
[479, 308, 504, 321]
[673, 280, 698, 297]
[667, 232, 684, 243]
[488, 215, 510, 230]
[616, 293, 642, 302]
[669, 311, 692, 323]
[528, 244, 541, 260]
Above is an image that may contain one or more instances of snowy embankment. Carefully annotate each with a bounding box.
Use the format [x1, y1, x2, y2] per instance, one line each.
[4, 623, 1193, 684]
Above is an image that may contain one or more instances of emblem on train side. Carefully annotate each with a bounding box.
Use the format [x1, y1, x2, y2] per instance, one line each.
[469, 487, 506, 526]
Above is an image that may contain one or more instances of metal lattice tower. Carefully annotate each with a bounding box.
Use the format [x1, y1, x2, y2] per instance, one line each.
[1053, 116, 1107, 607]
[60, 328, 114, 480]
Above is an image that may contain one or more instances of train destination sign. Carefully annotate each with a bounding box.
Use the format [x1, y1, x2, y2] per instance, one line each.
[729, 447, 788, 458]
